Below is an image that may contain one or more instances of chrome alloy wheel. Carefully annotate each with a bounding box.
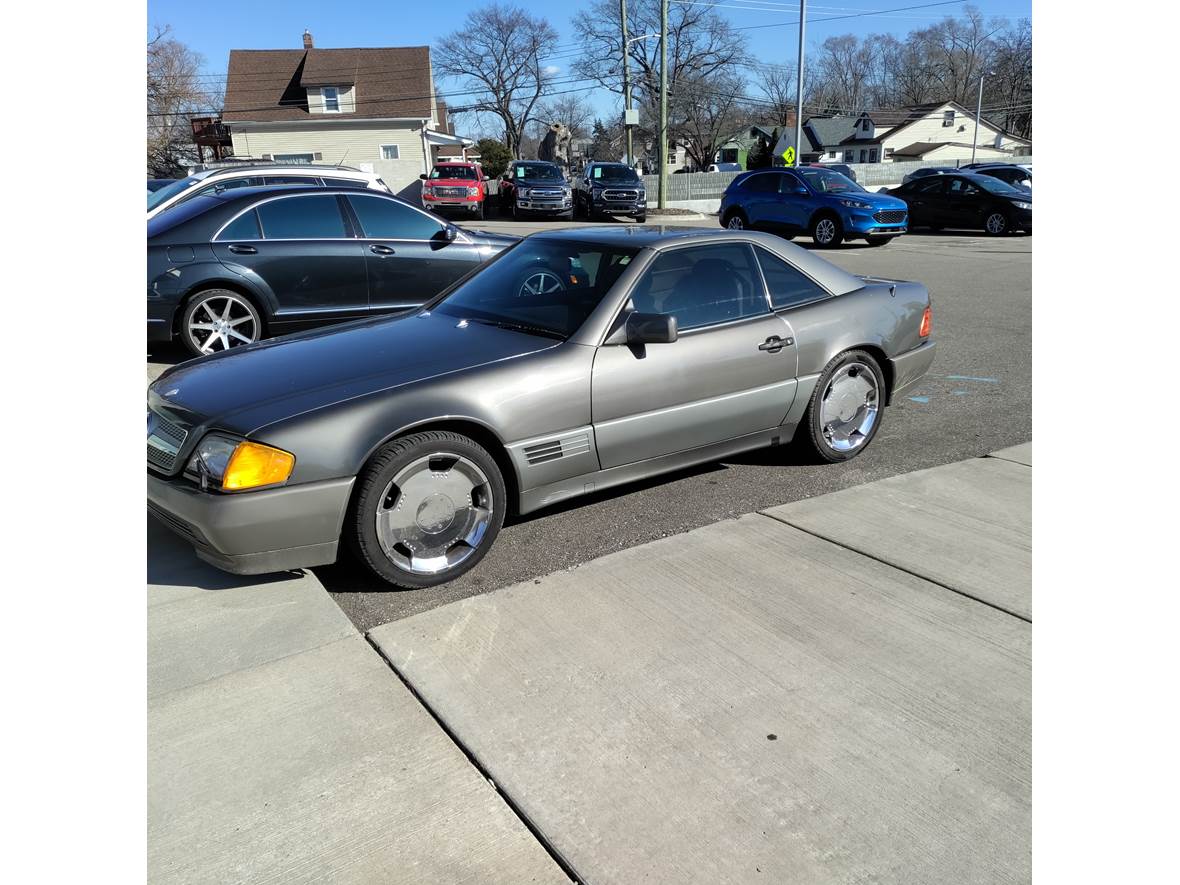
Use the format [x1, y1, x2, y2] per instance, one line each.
[375, 453, 494, 575]
[818, 361, 880, 453]
[726, 214, 745, 229]
[985, 211, 1008, 234]
[517, 270, 565, 297]
[187, 294, 259, 353]
[814, 218, 838, 244]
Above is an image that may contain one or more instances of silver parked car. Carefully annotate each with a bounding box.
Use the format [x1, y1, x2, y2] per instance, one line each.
[147, 227, 935, 589]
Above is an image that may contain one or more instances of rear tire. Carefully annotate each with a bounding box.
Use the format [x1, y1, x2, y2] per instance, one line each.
[347, 431, 506, 590]
[794, 349, 886, 463]
[723, 210, 747, 230]
[635, 214, 647, 223]
[180, 288, 262, 358]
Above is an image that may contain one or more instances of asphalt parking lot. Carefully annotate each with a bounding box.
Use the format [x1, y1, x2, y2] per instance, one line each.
[147, 218, 1031, 632]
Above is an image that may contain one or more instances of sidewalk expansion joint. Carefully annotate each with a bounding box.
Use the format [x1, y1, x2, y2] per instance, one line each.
[757, 512, 1032, 624]
[362, 633, 584, 885]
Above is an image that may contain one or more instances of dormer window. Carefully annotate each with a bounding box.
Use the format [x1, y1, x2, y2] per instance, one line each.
[861, 118, 870, 133]
[323, 86, 340, 112]
[942, 109, 955, 127]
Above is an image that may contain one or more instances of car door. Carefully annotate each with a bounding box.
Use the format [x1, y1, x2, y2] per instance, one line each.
[901, 177, 944, 226]
[770, 171, 813, 232]
[346, 193, 484, 313]
[211, 193, 369, 325]
[944, 176, 985, 228]
[736, 172, 779, 227]
[591, 242, 797, 469]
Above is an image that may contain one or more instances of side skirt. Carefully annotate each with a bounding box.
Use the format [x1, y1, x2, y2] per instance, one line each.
[518, 425, 799, 516]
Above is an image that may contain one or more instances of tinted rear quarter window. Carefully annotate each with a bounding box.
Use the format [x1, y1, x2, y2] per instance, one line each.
[322, 177, 369, 189]
[217, 209, 261, 241]
[348, 195, 442, 239]
[754, 247, 829, 309]
[256, 195, 347, 238]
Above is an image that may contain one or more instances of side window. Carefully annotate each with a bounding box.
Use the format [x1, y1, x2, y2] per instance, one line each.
[777, 173, 804, 194]
[323, 177, 368, 189]
[631, 244, 768, 331]
[264, 174, 317, 186]
[915, 177, 945, 195]
[754, 246, 828, 310]
[742, 173, 779, 194]
[948, 178, 978, 196]
[256, 195, 347, 239]
[197, 176, 262, 197]
[347, 195, 443, 240]
[216, 209, 262, 241]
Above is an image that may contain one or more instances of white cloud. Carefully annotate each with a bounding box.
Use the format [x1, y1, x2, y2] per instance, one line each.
[543, 65, 561, 75]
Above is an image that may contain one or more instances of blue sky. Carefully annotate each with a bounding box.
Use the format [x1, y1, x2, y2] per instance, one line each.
[150, 0, 1032, 127]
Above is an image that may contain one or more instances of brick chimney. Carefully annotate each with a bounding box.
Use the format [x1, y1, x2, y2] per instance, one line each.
[302, 30, 314, 49]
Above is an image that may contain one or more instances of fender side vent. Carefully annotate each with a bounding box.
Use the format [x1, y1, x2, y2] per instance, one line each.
[524, 432, 590, 465]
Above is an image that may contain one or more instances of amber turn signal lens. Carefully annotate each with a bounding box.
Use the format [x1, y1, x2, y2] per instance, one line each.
[919, 305, 932, 338]
[222, 441, 295, 491]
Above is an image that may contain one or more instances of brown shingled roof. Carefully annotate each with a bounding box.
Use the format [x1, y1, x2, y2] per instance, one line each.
[223, 46, 433, 123]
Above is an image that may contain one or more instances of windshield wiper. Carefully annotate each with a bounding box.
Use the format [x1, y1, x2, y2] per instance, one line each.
[470, 318, 565, 340]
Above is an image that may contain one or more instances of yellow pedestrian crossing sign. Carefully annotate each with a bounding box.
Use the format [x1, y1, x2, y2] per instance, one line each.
[781, 146, 796, 166]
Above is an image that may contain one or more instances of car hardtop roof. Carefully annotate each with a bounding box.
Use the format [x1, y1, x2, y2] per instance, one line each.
[199, 183, 404, 207]
[198, 163, 370, 178]
[434, 160, 480, 166]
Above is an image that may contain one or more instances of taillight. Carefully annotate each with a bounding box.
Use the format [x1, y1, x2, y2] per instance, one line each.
[919, 305, 932, 338]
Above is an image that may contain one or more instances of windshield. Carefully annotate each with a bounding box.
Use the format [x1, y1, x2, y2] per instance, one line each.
[592, 165, 640, 184]
[970, 174, 1024, 197]
[797, 167, 864, 194]
[148, 175, 202, 210]
[431, 165, 478, 180]
[432, 240, 639, 339]
[515, 163, 564, 181]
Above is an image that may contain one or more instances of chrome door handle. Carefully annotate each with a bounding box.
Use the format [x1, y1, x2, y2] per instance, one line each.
[758, 335, 793, 352]
[370, 244, 395, 256]
[227, 244, 256, 254]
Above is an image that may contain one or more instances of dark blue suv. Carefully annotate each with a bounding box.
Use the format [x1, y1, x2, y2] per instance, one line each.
[719, 166, 908, 248]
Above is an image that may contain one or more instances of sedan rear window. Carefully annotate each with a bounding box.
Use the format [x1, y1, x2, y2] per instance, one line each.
[256, 194, 347, 239]
[754, 247, 829, 309]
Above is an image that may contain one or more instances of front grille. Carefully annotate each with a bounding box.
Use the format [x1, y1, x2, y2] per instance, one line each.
[604, 189, 640, 201]
[147, 411, 188, 471]
[434, 186, 468, 197]
[529, 188, 565, 198]
[873, 209, 906, 224]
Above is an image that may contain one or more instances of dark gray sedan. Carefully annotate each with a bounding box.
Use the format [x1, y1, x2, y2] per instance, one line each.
[147, 227, 935, 589]
[147, 185, 517, 357]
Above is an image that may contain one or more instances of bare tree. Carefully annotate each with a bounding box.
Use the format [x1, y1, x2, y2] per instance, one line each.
[908, 5, 1002, 106]
[434, 4, 558, 158]
[675, 74, 747, 171]
[536, 92, 595, 140]
[750, 65, 797, 128]
[147, 26, 211, 176]
[987, 18, 1032, 138]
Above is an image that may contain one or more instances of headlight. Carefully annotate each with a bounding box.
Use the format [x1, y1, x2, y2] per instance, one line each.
[839, 198, 874, 210]
[467, 185, 480, 197]
[186, 433, 295, 492]
[592, 186, 603, 196]
[1011, 201, 1031, 210]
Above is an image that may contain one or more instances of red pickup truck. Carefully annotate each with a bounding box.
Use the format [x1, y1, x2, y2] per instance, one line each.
[419, 161, 489, 220]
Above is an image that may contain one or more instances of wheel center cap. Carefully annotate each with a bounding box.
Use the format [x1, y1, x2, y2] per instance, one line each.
[415, 493, 456, 533]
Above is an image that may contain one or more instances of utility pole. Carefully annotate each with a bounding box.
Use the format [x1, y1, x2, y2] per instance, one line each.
[658, 0, 668, 209]
[621, 0, 633, 166]
[971, 70, 990, 165]
[793, 0, 807, 167]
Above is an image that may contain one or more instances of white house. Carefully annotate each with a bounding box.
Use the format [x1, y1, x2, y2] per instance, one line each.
[802, 101, 1030, 165]
[222, 32, 473, 196]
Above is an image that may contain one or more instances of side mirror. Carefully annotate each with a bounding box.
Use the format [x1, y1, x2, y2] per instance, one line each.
[419, 173, 428, 180]
[626, 311, 677, 345]
[444, 224, 458, 242]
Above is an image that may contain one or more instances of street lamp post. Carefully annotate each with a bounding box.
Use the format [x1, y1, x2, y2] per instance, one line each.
[658, 0, 668, 210]
[619, 28, 658, 168]
[972, 70, 992, 165]
[793, 0, 807, 167]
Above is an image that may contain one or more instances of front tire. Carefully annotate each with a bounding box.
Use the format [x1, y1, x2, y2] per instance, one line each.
[347, 431, 506, 589]
[811, 214, 844, 247]
[984, 210, 1010, 235]
[723, 210, 747, 230]
[794, 349, 885, 463]
[180, 289, 262, 358]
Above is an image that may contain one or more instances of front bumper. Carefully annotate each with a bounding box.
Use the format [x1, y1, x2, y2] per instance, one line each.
[592, 198, 646, 216]
[844, 208, 908, 238]
[147, 472, 355, 574]
[888, 340, 937, 403]
[517, 198, 573, 214]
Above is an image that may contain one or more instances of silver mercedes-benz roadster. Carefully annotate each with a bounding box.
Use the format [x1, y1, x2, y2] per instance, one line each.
[147, 226, 935, 589]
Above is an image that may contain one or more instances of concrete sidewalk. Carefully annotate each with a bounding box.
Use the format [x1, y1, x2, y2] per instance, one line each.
[147, 518, 568, 884]
[371, 443, 1032, 884]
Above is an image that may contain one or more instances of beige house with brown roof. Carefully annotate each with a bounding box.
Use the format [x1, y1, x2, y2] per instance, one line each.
[222, 31, 473, 196]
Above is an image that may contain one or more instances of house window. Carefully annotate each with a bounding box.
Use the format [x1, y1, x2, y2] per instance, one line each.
[272, 153, 315, 164]
[380, 144, 400, 160]
[869, 148, 878, 163]
[322, 86, 340, 112]
[828, 150, 837, 158]
[884, 148, 894, 158]
[861, 118, 870, 133]
[859, 149, 867, 163]
[942, 109, 955, 127]
[843, 150, 853, 162]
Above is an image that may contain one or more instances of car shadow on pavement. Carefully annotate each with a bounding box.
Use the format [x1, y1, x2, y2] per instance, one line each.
[147, 515, 300, 592]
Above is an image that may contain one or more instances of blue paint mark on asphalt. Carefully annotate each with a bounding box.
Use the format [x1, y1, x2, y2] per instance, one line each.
[945, 374, 1000, 383]
[909, 395, 930, 403]
[953, 390, 969, 396]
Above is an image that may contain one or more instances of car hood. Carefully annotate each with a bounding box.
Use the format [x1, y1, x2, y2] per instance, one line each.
[516, 177, 570, 188]
[429, 177, 482, 186]
[148, 311, 557, 435]
[825, 189, 906, 209]
[462, 229, 520, 249]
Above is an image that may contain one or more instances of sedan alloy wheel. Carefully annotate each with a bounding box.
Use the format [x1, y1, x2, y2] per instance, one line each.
[818, 362, 880, 453]
[182, 290, 260, 357]
[985, 211, 1009, 235]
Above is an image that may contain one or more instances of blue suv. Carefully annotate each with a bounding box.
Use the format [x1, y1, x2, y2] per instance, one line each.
[719, 166, 908, 248]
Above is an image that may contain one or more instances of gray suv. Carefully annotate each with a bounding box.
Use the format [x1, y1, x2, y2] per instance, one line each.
[575, 163, 647, 221]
